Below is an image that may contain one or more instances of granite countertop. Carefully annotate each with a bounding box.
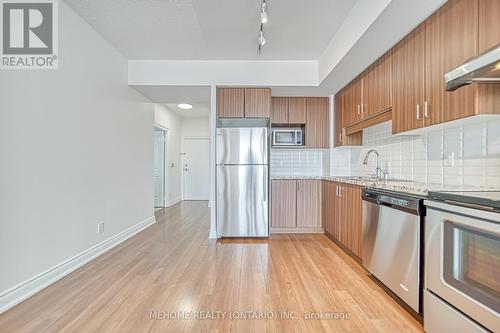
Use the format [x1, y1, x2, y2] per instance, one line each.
[270, 175, 499, 196]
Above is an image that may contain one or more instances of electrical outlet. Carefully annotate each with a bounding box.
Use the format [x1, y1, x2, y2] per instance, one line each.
[97, 222, 104, 234]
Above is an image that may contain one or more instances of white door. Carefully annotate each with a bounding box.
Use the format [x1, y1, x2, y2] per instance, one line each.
[183, 138, 209, 200]
[154, 129, 166, 207]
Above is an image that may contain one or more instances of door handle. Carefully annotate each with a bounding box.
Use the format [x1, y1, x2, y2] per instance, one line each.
[416, 104, 421, 120]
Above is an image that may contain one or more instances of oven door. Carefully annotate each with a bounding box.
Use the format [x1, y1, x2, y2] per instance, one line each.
[426, 202, 500, 332]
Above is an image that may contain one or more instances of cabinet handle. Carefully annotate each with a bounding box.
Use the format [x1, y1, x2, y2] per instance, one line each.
[424, 101, 429, 118]
[361, 103, 364, 114]
[416, 104, 421, 120]
[339, 186, 343, 197]
[339, 132, 342, 143]
[335, 186, 339, 196]
[357, 104, 361, 115]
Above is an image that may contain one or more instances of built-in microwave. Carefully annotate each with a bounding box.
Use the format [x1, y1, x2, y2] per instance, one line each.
[272, 129, 303, 146]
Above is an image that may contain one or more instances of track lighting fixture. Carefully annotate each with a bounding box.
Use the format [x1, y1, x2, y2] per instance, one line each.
[258, 30, 266, 46]
[257, 0, 268, 53]
[260, 11, 268, 24]
[260, 0, 268, 23]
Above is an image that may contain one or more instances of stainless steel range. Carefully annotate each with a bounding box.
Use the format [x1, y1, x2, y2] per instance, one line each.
[424, 191, 500, 333]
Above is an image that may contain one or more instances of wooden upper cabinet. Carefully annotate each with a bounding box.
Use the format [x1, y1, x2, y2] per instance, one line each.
[334, 92, 362, 147]
[334, 93, 343, 147]
[288, 97, 307, 124]
[244, 88, 271, 118]
[305, 97, 329, 148]
[479, 0, 500, 53]
[217, 88, 244, 118]
[425, 0, 479, 125]
[343, 78, 364, 127]
[364, 50, 392, 117]
[271, 180, 297, 228]
[392, 25, 426, 134]
[296, 180, 322, 228]
[271, 97, 288, 123]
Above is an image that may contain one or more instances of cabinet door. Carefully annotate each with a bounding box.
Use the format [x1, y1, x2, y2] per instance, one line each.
[271, 97, 288, 124]
[271, 180, 297, 228]
[343, 79, 363, 126]
[425, 0, 478, 125]
[297, 180, 322, 228]
[479, 0, 500, 53]
[288, 97, 307, 124]
[334, 184, 343, 242]
[392, 25, 426, 134]
[305, 97, 329, 148]
[244, 88, 271, 118]
[346, 185, 363, 257]
[322, 181, 336, 236]
[365, 50, 392, 117]
[217, 88, 245, 118]
[334, 93, 343, 147]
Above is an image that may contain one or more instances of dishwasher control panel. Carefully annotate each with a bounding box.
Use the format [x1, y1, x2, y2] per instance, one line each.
[362, 188, 423, 215]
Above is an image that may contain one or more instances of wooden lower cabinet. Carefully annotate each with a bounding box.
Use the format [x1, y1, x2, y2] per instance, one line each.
[271, 180, 297, 228]
[322, 181, 363, 258]
[271, 179, 322, 231]
[297, 180, 322, 228]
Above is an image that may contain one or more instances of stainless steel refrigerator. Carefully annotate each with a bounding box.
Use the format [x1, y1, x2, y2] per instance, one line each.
[216, 126, 269, 237]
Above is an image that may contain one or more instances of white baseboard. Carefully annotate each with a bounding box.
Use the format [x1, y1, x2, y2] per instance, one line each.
[166, 198, 181, 207]
[0, 215, 156, 314]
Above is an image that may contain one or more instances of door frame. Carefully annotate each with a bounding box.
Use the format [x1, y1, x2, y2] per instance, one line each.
[182, 136, 210, 201]
[154, 124, 169, 208]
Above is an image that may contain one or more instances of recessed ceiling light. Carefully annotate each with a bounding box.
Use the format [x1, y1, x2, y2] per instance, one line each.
[177, 103, 193, 110]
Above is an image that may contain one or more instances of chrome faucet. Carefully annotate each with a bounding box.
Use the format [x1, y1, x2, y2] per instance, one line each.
[363, 149, 383, 179]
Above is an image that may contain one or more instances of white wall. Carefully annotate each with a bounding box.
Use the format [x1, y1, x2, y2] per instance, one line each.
[182, 117, 210, 138]
[0, 2, 154, 310]
[154, 105, 182, 206]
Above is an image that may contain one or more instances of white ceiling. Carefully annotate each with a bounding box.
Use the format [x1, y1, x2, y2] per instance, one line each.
[165, 103, 209, 118]
[132, 85, 211, 104]
[65, 0, 357, 60]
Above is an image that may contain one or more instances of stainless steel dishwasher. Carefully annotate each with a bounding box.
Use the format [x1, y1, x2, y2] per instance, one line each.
[361, 188, 425, 313]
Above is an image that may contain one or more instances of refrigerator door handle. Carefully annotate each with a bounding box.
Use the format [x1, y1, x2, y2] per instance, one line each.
[263, 173, 267, 202]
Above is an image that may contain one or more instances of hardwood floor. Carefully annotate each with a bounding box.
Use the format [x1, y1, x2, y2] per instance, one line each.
[0, 201, 423, 332]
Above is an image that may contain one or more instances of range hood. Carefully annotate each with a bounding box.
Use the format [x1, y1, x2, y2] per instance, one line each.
[444, 46, 500, 91]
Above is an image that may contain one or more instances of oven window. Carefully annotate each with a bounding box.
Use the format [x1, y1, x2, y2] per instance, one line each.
[443, 220, 500, 313]
[274, 131, 294, 144]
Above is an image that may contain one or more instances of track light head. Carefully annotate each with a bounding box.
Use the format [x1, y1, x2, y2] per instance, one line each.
[258, 31, 266, 46]
[260, 11, 268, 24]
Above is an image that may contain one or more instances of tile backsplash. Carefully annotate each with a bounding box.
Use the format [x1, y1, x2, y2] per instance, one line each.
[338, 119, 500, 187]
[271, 149, 330, 176]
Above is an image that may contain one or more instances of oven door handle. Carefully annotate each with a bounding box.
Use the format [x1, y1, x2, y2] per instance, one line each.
[445, 218, 500, 237]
